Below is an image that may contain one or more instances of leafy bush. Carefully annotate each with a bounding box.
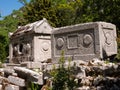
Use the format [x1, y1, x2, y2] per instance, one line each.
[50, 51, 78, 90]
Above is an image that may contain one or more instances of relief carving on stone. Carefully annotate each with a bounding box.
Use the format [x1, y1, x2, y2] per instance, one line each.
[67, 34, 78, 49]
[56, 38, 64, 49]
[82, 34, 93, 48]
[41, 42, 49, 52]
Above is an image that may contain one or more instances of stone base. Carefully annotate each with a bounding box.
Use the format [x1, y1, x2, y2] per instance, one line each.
[20, 62, 43, 70]
[3, 63, 21, 69]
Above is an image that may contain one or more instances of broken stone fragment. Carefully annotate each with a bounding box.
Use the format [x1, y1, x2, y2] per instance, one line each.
[12, 73, 18, 77]
[8, 76, 25, 87]
[0, 68, 4, 76]
[80, 77, 91, 86]
[0, 84, 2, 90]
[0, 76, 8, 84]
[96, 86, 105, 90]
[76, 66, 86, 79]
[5, 84, 20, 90]
[75, 86, 90, 90]
[14, 66, 41, 79]
[14, 67, 43, 85]
[3, 68, 15, 77]
[93, 76, 104, 86]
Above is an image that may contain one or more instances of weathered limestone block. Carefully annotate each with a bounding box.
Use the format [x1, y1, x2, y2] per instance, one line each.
[93, 76, 104, 86]
[52, 22, 117, 63]
[0, 76, 8, 84]
[8, 76, 25, 87]
[75, 86, 90, 90]
[0, 84, 2, 90]
[21, 62, 42, 70]
[12, 73, 18, 77]
[5, 84, 19, 90]
[14, 67, 43, 85]
[85, 61, 120, 77]
[0, 68, 4, 76]
[87, 59, 104, 66]
[4, 63, 21, 68]
[3, 68, 15, 77]
[75, 66, 86, 79]
[80, 76, 93, 86]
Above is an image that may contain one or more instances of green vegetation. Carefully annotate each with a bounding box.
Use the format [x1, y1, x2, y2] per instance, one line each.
[28, 82, 40, 90]
[0, 34, 8, 62]
[50, 51, 78, 90]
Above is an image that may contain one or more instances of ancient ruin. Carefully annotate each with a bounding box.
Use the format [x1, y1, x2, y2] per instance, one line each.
[9, 18, 53, 69]
[52, 22, 117, 63]
[0, 19, 119, 90]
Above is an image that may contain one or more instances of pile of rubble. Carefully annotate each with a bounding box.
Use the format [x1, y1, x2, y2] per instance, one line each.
[0, 66, 43, 90]
[72, 59, 120, 90]
[0, 59, 120, 90]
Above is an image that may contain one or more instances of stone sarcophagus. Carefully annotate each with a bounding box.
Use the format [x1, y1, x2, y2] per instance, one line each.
[52, 22, 117, 63]
[9, 18, 53, 67]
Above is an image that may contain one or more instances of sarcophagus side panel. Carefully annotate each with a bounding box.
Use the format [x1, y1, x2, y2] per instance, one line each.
[52, 22, 117, 63]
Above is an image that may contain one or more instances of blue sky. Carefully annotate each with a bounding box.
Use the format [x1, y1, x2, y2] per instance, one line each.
[0, 0, 23, 18]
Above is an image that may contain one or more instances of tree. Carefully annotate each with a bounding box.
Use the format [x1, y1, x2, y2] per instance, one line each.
[0, 9, 24, 62]
[79, 0, 120, 35]
[22, 0, 58, 27]
[55, 3, 75, 27]
[21, 0, 83, 27]
[55, 0, 83, 27]
[0, 35, 8, 62]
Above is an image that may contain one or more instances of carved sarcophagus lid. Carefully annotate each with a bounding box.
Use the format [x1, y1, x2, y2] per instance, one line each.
[52, 22, 117, 63]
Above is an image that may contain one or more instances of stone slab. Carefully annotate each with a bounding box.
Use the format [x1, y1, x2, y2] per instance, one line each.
[14, 67, 43, 85]
[8, 76, 25, 87]
[4, 63, 21, 69]
[20, 62, 42, 70]
[5, 84, 19, 90]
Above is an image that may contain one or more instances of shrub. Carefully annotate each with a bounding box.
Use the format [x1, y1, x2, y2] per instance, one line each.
[50, 51, 78, 90]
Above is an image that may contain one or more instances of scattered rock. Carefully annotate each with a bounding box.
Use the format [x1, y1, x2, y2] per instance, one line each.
[75, 86, 90, 90]
[8, 76, 25, 87]
[5, 84, 20, 90]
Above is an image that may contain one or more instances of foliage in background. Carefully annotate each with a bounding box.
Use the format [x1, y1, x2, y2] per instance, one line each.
[22, 0, 58, 27]
[81, 0, 120, 35]
[50, 51, 78, 90]
[21, 0, 83, 27]
[0, 35, 8, 62]
[0, 10, 24, 62]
